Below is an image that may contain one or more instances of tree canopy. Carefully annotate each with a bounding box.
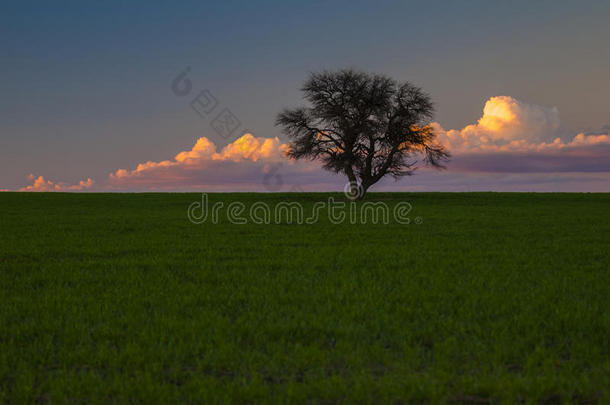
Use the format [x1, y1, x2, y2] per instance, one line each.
[276, 69, 450, 199]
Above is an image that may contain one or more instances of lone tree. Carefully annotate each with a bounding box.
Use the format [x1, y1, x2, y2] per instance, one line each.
[276, 69, 449, 199]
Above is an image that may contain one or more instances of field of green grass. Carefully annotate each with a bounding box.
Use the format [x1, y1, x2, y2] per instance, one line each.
[1, 192, 609, 403]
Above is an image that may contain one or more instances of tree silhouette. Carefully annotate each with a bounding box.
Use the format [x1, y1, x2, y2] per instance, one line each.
[276, 69, 450, 199]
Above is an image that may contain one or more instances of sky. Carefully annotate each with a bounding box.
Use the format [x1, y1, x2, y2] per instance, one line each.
[2, 0, 609, 192]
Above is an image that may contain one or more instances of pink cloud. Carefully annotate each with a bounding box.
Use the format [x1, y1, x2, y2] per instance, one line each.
[105, 133, 295, 191]
[19, 174, 94, 192]
[9, 97, 610, 192]
[432, 96, 610, 174]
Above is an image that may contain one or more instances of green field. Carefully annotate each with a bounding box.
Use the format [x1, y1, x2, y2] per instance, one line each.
[1, 192, 609, 403]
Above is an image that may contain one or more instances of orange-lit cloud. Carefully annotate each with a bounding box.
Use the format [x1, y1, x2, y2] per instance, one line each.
[10, 97, 610, 192]
[19, 174, 94, 192]
[434, 96, 609, 153]
[106, 133, 292, 190]
[430, 96, 610, 175]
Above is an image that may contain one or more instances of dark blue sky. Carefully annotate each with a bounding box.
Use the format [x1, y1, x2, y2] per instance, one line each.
[2, 0, 609, 188]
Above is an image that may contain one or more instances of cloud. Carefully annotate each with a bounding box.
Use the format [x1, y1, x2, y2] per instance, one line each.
[435, 96, 561, 150]
[433, 96, 610, 173]
[387, 170, 610, 192]
[19, 174, 94, 192]
[447, 146, 610, 173]
[14, 133, 324, 192]
[106, 133, 295, 191]
[10, 97, 610, 192]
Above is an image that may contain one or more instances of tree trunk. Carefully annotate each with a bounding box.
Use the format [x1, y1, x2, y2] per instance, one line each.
[345, 165, 360, 200]
[357, 181, 371, 201]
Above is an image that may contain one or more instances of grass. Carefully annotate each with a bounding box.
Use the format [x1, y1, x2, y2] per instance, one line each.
[0, 192, 609, 403]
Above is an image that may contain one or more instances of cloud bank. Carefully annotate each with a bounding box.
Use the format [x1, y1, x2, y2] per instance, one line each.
[105, 134, 294, 191]
[19, 174, 94, 192]
[435, 96, 608, 153]
[12, 96, 610, 192]
[433, 96, 610, 174]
